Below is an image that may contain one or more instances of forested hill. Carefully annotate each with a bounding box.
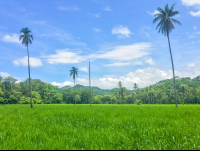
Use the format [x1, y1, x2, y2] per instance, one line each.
[58, 84, 121, 95]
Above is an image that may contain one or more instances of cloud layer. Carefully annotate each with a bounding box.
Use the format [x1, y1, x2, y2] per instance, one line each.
[13, 57, 43, 67]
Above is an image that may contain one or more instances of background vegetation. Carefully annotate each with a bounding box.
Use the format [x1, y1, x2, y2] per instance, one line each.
[1, 75, 200, 105]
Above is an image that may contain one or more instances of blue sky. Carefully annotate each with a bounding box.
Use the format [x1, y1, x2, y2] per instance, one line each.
[0, 0, 200, 89]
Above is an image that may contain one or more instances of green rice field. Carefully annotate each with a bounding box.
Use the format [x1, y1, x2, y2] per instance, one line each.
[0, 104, 200, 150]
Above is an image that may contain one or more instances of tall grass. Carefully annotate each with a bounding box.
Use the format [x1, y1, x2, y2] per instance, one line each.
[0, 104, 200, 150]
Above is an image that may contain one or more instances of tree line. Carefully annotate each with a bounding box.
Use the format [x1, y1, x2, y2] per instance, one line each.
[1, 75, 200, 105]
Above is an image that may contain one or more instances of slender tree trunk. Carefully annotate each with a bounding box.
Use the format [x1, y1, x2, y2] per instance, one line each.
[3, 79, 5, 105]
[74, 79, 76, 106]
[89, 61, 91, 107]
[167, 33, 178, 107]
[27, 45, 33, 108]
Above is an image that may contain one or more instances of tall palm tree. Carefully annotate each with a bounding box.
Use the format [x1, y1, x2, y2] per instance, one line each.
[70, 67, 78, 105]
[19, 28, 33, 108]
[133, 83, 138, 90]
[153, 3, 181, 107]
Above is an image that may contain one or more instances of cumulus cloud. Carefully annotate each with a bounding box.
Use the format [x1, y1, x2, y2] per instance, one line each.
[0, 72, 11, 78]
[43, 49, 86, 64]
[58, 6, 79, 11]
[181, 0, 200, 17]
[145, 58, 155, 65]
[51, 81, 74, 88]
[112, 25, 132, 38]
[94, 28, 101, 32]
[13, 57, 43, 67]
[2, 34, 20, 43]
[80, 67, 88, 73]
[15, 80, 22, 83]
[147, 10, 159, 15]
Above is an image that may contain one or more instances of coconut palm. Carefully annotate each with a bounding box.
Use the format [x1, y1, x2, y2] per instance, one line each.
[132, 91, 137, 104]
[70, 67, 78, 105]
[153, 3, 181, 107]
[19, 28, 33, 108]
[166, 90, 171, 104]
[157, 92, 163, 104]
[133, 83, 138, 90]
[179, 84, 188, 105]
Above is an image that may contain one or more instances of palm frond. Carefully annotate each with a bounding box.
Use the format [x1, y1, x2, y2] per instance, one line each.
[157, 7, 166, 15]
[171, 18, 182, 25]
[169, 3, 176, 15]
[169, 11, 180, 17]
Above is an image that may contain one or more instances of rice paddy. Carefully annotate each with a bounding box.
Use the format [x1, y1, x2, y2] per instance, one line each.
[0, 104, 200, 150]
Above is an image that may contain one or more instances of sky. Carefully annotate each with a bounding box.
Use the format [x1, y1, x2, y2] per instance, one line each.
[0, 0, 200, 90]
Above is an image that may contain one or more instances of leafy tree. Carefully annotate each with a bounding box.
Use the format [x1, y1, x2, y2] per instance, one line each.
[153, 3, 181, 107]
[19, 27, 34, 108]
[133, 83, 138, 90]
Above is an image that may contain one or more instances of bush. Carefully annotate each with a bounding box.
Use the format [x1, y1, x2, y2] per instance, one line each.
[135, 100, 142, 105]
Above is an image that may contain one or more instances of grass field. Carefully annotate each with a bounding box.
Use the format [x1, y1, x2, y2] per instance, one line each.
[0, 104, 200, 150]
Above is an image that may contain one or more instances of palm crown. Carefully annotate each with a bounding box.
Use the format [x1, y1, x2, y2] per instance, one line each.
[153, 3, 181, 36]
[70, 67, 78, 86]
[19, 28, 33, 46]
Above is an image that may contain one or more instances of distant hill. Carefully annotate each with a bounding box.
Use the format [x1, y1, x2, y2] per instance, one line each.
[57, 84, 126, 95]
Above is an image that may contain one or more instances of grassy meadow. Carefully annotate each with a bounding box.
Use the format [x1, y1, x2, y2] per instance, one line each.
[0, 104, 200, 150]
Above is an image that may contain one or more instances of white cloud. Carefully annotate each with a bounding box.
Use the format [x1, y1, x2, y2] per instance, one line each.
[0, 72, 11, 78]
[88, 12, 100, 18]
[43, 49, 86, 64]
[51, 81, 74, 88]
[106, 61, 143, 67]
[103, 6, 112, 11]
[194, 26, 197, 30]
[145, 58, 155, 65]
[2, 34, 20, 43]
[112, 25, 132, 39]
[13, 57, 43, 67]
[190, 11, 200, 17]
[94, 28, 101, 32]
[187, 63, 195, 68]
[181, 0, 200, 6]
[80, 67, 88, 73]
[106, 62, 131, 67]
[15, 80, 22, 83]
[147, 10, 159, 16]
[58, 6, 79, 11]
[181, 0, 200, 17]
[97, 43, 151, 61]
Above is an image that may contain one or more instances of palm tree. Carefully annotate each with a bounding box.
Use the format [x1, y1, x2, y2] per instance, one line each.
[157, 92, 163, 104]
[19, 28, 33, 108]
[132, 91, 136, 104]
[145, 87, 150, 104]
[179, 84, 188, 105]
[166, 90, 171, 104]
[133, 83, 138, 90]
[70, 67, 78, 105]
[153, 3, 181, 107]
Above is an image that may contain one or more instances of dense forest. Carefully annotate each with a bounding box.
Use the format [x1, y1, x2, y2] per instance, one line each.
[1, 75, 200, 105]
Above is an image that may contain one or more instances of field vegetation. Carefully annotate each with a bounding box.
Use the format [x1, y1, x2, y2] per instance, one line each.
[1, 104, 200, 150]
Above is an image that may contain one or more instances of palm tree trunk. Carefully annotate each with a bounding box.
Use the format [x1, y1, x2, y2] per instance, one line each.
[74, 79, 76, 106]
[27, 45, 33, 108]
[89, 61, 91, 107]
[167, 33, 178, 108]
[3, 79, 5, 105]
